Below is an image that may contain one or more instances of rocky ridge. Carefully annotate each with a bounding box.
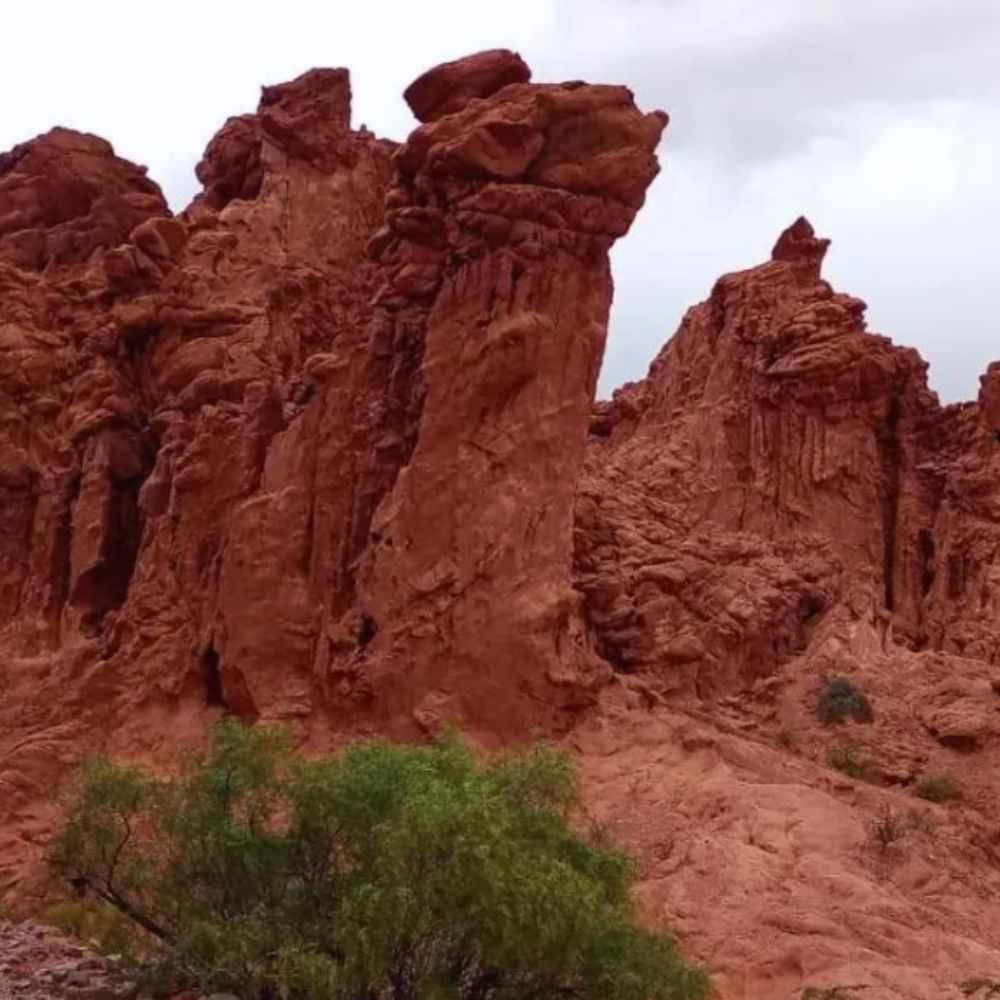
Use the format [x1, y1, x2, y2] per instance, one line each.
[1, 48, 1000, 1000]
[573, 216, 1000, 999]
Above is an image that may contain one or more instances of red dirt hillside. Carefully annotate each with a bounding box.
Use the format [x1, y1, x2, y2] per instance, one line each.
[2, 49, 999, 1000]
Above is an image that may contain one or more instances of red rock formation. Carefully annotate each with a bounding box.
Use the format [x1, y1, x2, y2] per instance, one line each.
[576, 216, 1000, 701]
[4, 49, 1000, 1000]
[193, 52, 666, 734]
[0, 128, 167, 271]
[0, 65, 396, 878]
[570, 218, 1000, 997]
[353, 57, 667, 735]
[577, 217, 944, 692]
[0, 49, 666, 842]
[404, 49, 531, 123]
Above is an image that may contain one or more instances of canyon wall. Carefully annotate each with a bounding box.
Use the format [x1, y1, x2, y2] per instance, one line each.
[0, 50, 666, 822]
[578, 217, 1000, 692]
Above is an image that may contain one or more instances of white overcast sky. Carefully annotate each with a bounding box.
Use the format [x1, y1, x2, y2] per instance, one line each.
[4, 0, 998, 400]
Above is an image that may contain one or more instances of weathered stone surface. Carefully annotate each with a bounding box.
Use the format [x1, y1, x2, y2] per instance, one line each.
[0, 128, 167, 271]
[577, 217, 952, 692]
[353, 68, 667, 736]
[0, 63, 397, 899]
[404, 48, 531, 123]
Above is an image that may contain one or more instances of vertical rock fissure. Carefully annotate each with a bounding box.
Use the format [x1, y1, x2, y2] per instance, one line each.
[918, 528, 936, 598]
[49, 472, 81, 630]
[200, 644, 227, 709]
[879, 397, 903, 612]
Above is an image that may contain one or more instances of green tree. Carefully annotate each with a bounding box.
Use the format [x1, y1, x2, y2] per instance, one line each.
[53, 722, 709, 1000]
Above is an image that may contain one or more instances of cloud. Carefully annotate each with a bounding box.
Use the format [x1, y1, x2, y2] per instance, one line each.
[605, 96, 1000, 401]
[588, 0, 1000, 400]
[3, 0, 997, 402]
[549, 0, 1000, 159]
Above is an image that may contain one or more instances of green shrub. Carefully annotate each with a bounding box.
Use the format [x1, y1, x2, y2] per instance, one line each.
[913, 773, 962, 803]
[826, 743, 874, 781]
[816, 677, 874, 725]
[52, 722, 709, 1000]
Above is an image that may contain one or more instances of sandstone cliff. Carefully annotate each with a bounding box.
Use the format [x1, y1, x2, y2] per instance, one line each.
[575, 217, 1000, 998]
[2, 49, 1000, 1000]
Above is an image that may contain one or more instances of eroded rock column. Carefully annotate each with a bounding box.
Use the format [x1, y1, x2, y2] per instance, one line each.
[351, 51, 667, 736]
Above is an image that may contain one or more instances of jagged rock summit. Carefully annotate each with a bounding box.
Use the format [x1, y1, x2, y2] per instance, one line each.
[2, 49, 1000, 1000]
[403, 48, 532, 122]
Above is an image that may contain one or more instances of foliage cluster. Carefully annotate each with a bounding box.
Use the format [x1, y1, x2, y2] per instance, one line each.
[816, 677, 874, 726]
[864, 805, 907, 857]
[46, 899, 134, 956]
[913, 773, 962, 803]
[53, 723, 709, 1000]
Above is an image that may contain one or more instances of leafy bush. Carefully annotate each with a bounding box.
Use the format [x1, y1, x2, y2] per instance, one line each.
[52, 722, 709, 1000]
[913, 773, 962, 803]
[826, 743, 874, 781]
[816, 677, 874, 725]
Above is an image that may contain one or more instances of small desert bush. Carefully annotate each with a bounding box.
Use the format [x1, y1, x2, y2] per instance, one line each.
[913, 772, 962, 803]
[816, 677, 874, 725]
[52, 721, 709, 1000]
[864, 805, 907, 857]
[827, 743, 874, 782]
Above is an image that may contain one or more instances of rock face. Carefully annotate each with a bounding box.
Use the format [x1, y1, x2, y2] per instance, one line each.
[0, 50, 665, 859]
[403, 48, 531, 123]
[0, 128, 168, 272]
[4, 49, 1000, 1000]
[356, 58, 666, 735]
[577, 216, 934, 691]
[576, 216, 1000, 692]
[573, 216, 1000, 997]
